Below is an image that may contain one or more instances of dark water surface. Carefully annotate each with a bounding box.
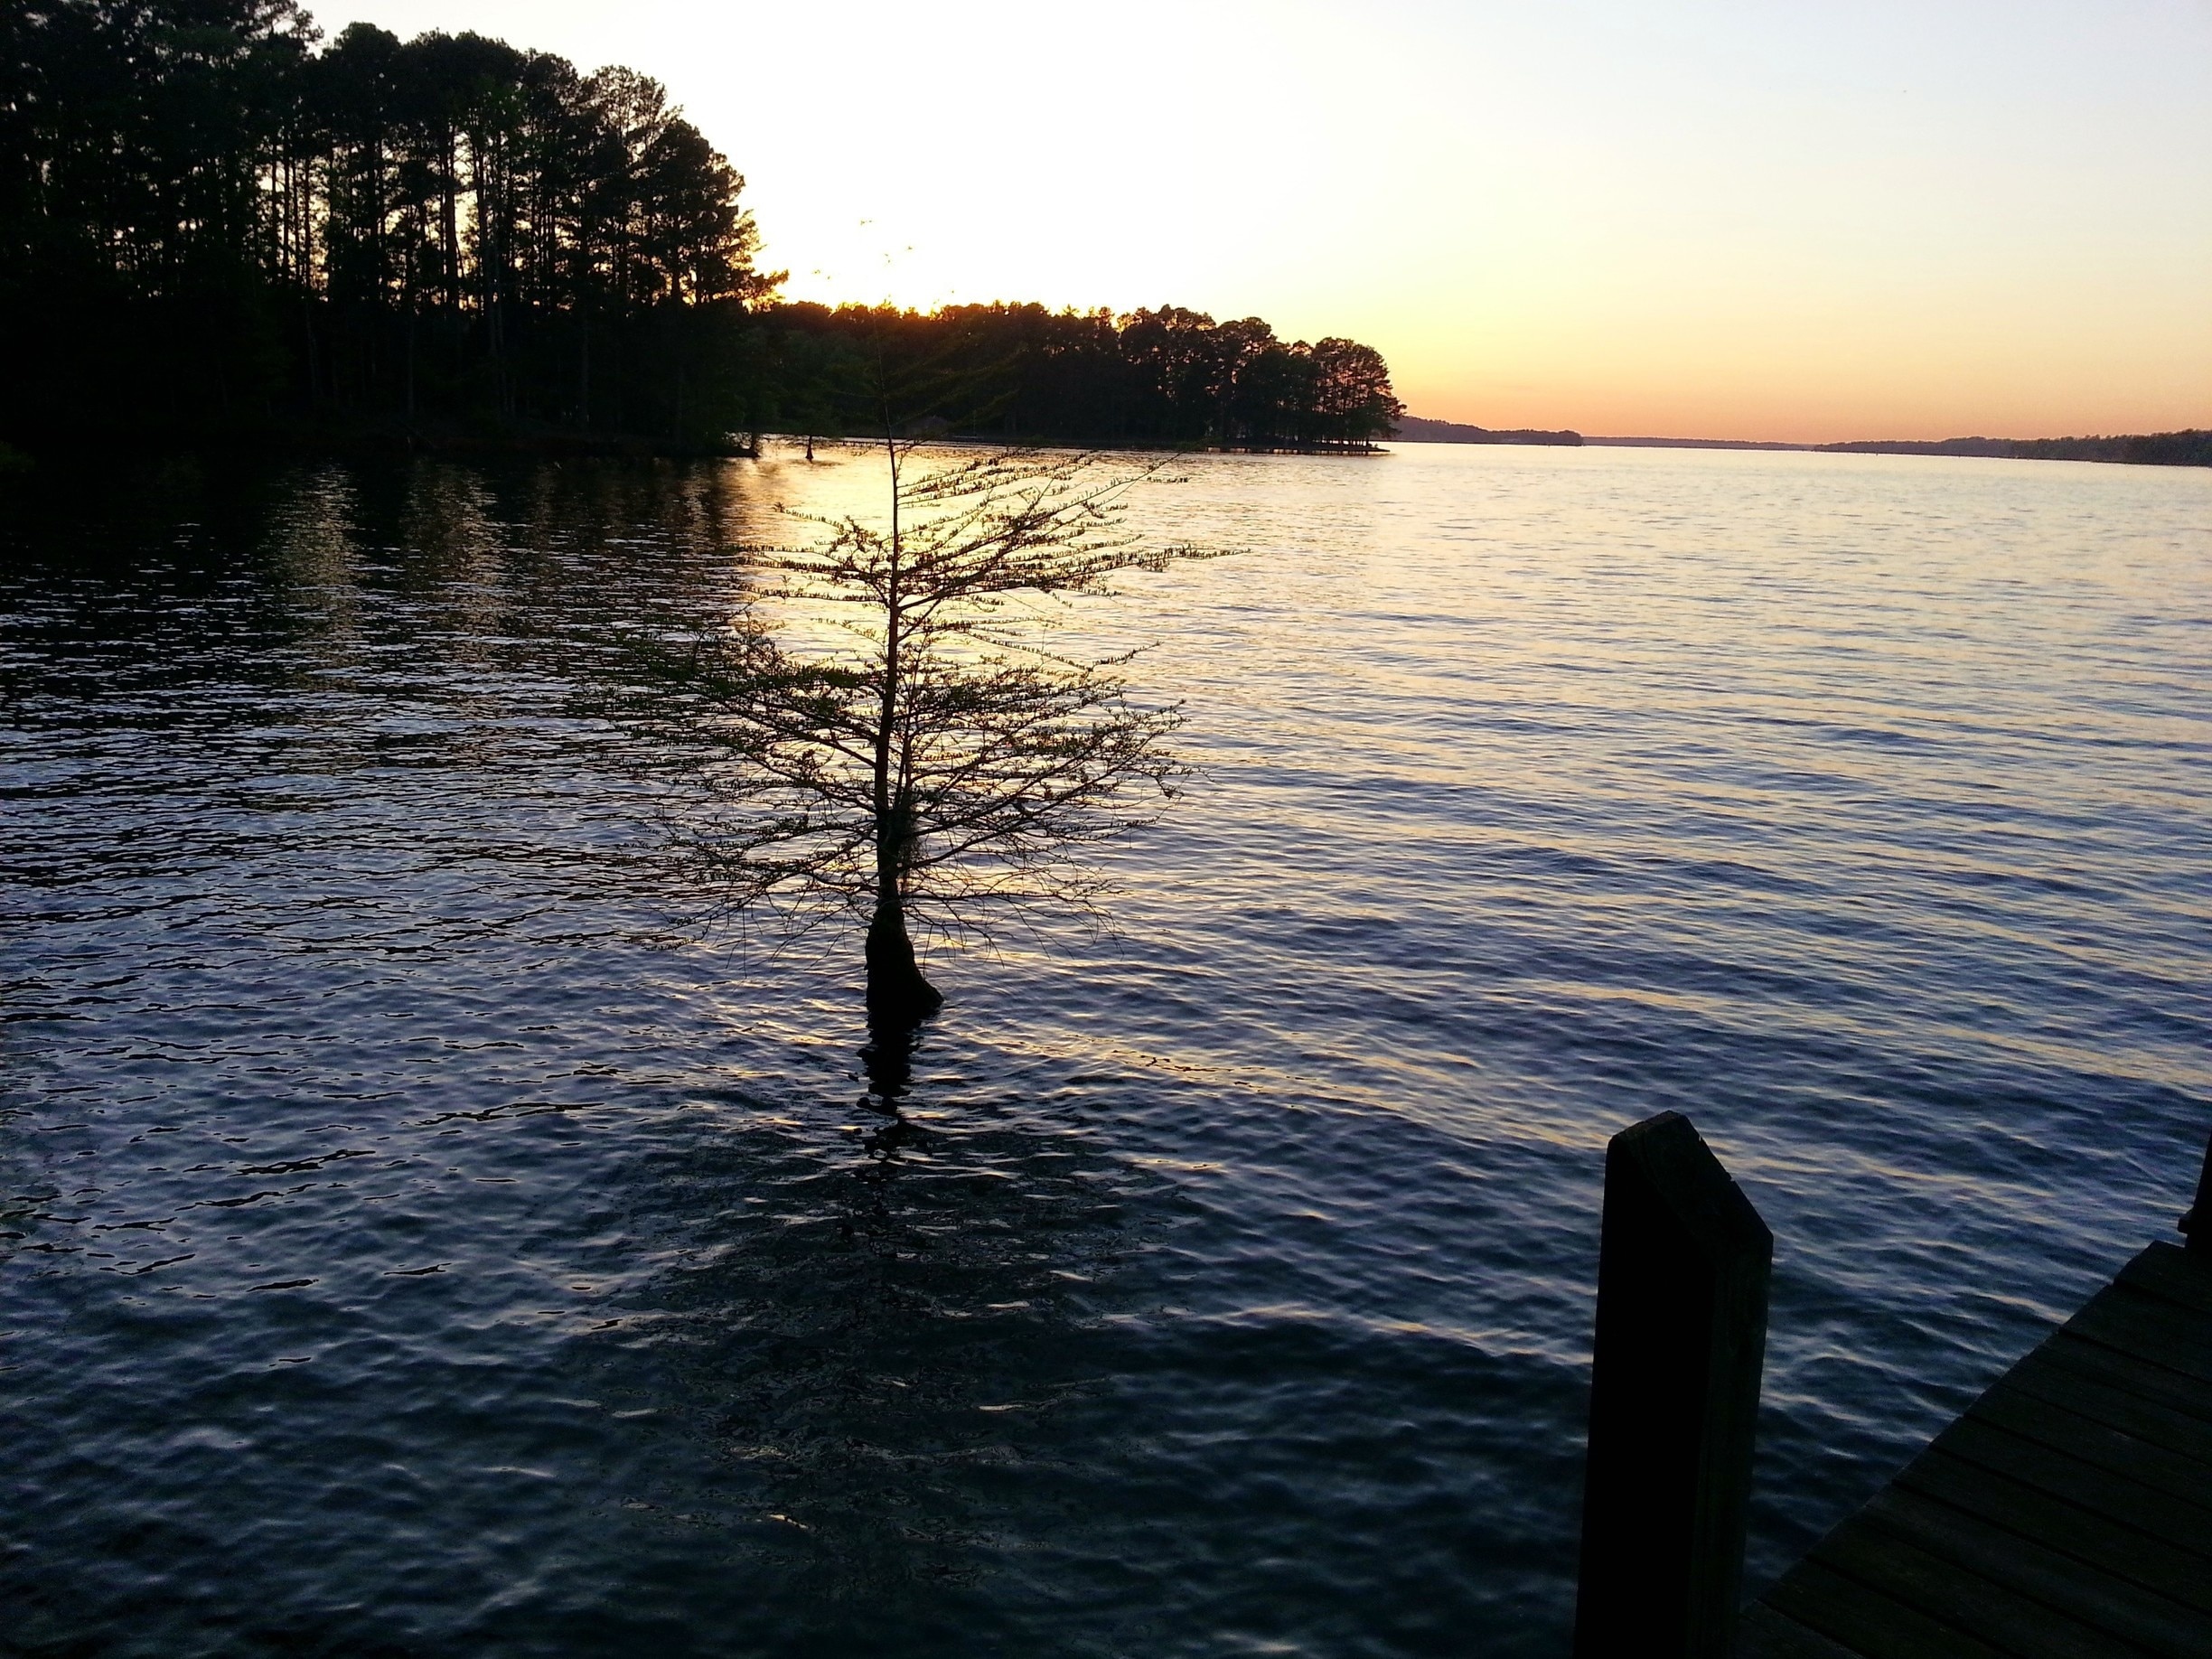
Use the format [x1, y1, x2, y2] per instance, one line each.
[3, 444, 2207, 1656]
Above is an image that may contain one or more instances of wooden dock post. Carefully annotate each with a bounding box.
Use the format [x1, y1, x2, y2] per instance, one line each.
[1573, 1111, 1774, 1659]
[2180, 1126, 2212, 1252]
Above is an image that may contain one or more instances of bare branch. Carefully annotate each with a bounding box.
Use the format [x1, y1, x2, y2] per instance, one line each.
[612, 444, 1230, 1008]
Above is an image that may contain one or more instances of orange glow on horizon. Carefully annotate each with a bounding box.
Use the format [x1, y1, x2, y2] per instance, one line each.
[315, 0, 2211, 446]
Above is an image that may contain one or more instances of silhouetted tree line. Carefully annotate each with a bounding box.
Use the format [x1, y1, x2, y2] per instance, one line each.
[758, 302, 1404, 451]
[3, 0, 777, 445]
[1, 2, 1401, 453]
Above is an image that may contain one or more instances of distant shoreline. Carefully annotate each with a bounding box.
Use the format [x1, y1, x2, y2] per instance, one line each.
[1592, 432, 2212, 467]
[1394, 417, 2211, 468]
[1391, 415, 1583, 446]
[1584, 436, 1806, 451]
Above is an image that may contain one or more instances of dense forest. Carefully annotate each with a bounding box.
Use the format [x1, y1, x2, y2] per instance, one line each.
[0, 1, 1402, 453]
[762, 303, 1403, 451]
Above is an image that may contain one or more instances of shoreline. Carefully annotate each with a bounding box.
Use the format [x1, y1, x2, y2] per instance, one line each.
[0, 425, 1389, 467]
[1576, 430, 2207, 467]
[10, 422, 2201, 472]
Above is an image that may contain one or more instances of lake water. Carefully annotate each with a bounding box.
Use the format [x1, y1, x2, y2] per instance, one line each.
[3, 441, 2207, 1656]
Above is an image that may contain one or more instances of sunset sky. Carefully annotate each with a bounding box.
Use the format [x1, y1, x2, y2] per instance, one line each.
[321, 0, 2210, 443]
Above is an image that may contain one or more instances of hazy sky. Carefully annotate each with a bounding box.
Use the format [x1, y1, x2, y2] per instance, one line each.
[319, 0, 2210, 442]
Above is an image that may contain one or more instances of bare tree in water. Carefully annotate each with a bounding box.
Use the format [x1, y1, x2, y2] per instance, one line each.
[638, 439, 1219, 1022]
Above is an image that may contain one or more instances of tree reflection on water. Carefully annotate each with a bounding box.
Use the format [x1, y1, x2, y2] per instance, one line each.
[594, 1005, 1147, 1647]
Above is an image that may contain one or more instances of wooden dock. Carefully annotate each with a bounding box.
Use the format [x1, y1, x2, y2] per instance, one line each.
[1739, 1238, 2212, 1659]
[1568, 1111, 2212, 1659]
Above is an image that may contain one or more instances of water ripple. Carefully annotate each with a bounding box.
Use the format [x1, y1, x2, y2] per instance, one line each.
[0, 445, 2207, 1654]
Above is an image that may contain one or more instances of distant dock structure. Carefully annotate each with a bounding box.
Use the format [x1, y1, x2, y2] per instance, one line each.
[1570, 1111, 2212, 1659]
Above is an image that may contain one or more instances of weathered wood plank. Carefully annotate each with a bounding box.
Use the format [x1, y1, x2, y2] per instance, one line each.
[2004, 1343, 2212, 1465]
[1897, 1444, 2212, 1615]
[1765, 1556, 2010, 1659]
[2039, 1327, 2212, 1428]
[2065, 1284, 2212, 1386]
[1858, 1483, 2207, 1658]
[2117, 1241, 2212, 1320]
[1736, 1601, 1864, 1659]
[1867, 1477, 2212, 1659]
[1937, 1406, 2212, 1543]
[1790, 1522, 2126, 1659]
[1964, 1375, 2212, 1514]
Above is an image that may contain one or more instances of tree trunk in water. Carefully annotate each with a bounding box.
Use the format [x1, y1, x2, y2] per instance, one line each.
[866, 889, 942, 1020]
[578, 319, 590, 428]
